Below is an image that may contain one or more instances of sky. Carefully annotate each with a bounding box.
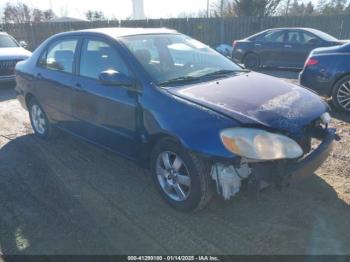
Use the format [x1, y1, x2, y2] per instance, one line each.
[0, 0, 321, 20]
[0, 0, 209, 19]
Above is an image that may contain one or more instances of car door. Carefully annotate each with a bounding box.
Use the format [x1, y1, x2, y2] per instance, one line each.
[35, 37, 79, 127]
[282, 30, 323, 68]
[253, 30, 286, 67]
[71, 37, 140, 158]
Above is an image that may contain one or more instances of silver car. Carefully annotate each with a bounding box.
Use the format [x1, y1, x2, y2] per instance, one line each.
[0, 32, 31, 83]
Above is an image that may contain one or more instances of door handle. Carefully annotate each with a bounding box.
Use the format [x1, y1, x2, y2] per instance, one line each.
[284, 44, 292, 48]
[254, 43, 261, 47]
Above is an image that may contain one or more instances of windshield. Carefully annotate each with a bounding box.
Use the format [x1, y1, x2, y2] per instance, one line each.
[0, 34, 19, 48]
[121, 34, 242, 85]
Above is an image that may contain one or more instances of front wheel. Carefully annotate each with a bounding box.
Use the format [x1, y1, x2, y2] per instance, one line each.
[150, 139, 213, 212]
[28, 98, 54, 139]
[332, 75, 350, 113]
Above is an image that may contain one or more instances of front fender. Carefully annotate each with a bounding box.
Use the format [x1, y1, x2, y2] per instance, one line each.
[141, 86, 240, 159]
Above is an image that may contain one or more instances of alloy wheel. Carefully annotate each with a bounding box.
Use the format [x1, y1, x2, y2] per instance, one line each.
[31, 104, 46, 135]
[336, 80, 350, 112]
[156, 151, 191, 201]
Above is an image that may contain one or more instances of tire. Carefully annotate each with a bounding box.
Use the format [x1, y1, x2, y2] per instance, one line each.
[28, 97, 54, 139]
[150, 138, 214, 212]
[243, 53, 260, 70]
[332, 75, 350, 113]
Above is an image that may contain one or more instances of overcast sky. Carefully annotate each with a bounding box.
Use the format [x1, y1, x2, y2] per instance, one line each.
[0, 0, 321, 20]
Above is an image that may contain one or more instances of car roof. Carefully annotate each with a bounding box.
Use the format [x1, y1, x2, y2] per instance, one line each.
[60, 27, 179, 38]
[266, 27, 318, 31]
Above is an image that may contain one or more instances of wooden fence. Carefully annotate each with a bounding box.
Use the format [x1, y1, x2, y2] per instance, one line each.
[2, 15, 350, 51]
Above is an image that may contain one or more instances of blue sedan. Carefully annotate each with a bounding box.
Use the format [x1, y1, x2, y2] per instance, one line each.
[15, 28, 337, 211]
[300, 43, 350, 113]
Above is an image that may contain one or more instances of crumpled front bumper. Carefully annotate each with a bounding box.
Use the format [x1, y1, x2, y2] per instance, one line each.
[287, 127, 337, 179]
[245, 127, 338, 193]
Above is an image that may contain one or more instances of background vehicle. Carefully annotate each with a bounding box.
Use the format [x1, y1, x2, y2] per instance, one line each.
[300, 43, 350, 113]
[15, 28, 335, 211]
[0, 31, 31, 84]
[232, 28, 346, 70]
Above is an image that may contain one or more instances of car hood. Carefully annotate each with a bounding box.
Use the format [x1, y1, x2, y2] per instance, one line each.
[0, 47, 32, 60]
[167, 72, 327, 132]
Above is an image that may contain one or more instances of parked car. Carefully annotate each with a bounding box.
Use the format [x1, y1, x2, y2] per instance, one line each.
[232, 28, 346, 70]
[300, 43, 350, 113]
[0, 31, 31, 84]
[16, 28, 337, 211]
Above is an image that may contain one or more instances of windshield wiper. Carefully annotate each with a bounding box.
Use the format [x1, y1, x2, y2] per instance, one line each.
[200, 69, 249, 78]
[158, 69, 249, 87]
[158, 76, 200, 86]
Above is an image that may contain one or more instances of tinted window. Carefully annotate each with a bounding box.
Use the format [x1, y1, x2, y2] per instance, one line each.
[286, 31, 301, 44]
[79, 39, 129, 80]
[257, 30, 285, 43]
[0, 34, 19, 48]
[44, 39, 78, 73]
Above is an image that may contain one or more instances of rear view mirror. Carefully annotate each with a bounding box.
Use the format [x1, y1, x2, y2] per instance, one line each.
[19, 40, 28, 48]
[99, 70, 134, 87]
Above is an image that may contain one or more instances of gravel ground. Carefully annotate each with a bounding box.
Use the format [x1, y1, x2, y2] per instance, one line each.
[0, 71, 349, 255]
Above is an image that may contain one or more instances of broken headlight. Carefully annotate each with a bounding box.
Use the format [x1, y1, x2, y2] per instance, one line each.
[220, 128, 303, 160]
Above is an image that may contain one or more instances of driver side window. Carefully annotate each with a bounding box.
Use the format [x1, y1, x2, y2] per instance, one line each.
[79, 39, 129, 80]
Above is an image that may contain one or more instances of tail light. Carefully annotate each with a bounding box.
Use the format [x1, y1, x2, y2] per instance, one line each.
[304, 58, 319, 67]
[232, 40, 237, 48]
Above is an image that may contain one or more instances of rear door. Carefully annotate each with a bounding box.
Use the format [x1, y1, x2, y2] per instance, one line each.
[282, 30, 324, 68]
[71, 36, 140, 158]
[34, 37, 79, 127]
[253, 30, 286, 67]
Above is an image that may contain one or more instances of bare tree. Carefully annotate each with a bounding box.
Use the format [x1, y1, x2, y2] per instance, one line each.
[212, 0, 283, 17]
[85, 10, 106, 21]
[2, 2, 56, 23]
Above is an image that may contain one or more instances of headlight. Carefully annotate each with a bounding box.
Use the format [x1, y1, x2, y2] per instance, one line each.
[220, 128, 303, 160]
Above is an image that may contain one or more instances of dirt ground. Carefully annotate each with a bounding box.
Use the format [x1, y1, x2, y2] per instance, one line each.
[0, 70, 349, 255]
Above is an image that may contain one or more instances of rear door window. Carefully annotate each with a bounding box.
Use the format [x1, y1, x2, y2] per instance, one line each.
[258, 30, 285, 43]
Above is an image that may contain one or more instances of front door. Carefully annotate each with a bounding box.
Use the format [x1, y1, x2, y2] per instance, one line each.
[254, 30, 285, 67]
[71, 37, 140, 158]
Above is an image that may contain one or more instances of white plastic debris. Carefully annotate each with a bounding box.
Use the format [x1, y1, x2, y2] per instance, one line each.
[211, 163, 251, 200]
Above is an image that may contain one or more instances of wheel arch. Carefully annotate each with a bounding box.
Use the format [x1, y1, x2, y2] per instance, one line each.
[25, 92, 36, 109]
[330, 72, 350, 97]
[143, 132, 182, 167]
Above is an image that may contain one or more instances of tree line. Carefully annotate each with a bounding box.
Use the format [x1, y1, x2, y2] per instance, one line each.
[211, 0, 350, 17]
[1, 0, 350, 24]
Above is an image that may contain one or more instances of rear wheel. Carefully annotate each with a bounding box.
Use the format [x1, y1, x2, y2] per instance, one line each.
[150, 138, 213, 212]
[28, 98, 54, 139]
[332, 75, 350, 113]
[243, 53, 260, 70]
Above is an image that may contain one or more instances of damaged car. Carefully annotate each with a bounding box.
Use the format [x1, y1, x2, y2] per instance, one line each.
[15, 28, 338, 211]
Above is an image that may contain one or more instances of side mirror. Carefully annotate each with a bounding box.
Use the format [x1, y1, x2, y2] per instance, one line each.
[19, 40, 28, 48]
[99, 70, 134, 87]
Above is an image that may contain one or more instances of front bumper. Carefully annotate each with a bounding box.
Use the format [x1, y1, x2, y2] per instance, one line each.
[0, 75, 15, 83]
[288, 128, 336, 178]
[246, 127, 337, 192]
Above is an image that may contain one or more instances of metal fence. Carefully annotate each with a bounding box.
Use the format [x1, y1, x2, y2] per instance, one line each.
[2, 15, 350, 51]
